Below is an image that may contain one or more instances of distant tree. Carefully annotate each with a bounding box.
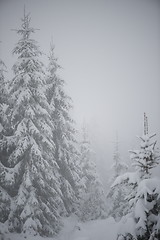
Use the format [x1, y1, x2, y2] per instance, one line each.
[117, 113, 160, 240]
[106, 133, 128, 220]
[0, 53, 8, 138]
[111, 133, 128, 181]
[0, 10, 64, 237]
[45, 40, 81, 216]
[78, 123, 107, 221]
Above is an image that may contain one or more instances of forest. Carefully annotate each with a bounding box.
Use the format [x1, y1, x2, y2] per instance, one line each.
[0, 7, 160, 240]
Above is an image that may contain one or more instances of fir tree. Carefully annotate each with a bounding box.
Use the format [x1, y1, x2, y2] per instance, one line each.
[117, 113, 160, 240]
[111, 133, 128, 180]
[0, 51, 8, 138]
[78, 123, 107, 221]
[130, 113, 159, 179]
[0, 47, 12, 232]
[45, 41, 81, 216]
[106, 179, 131, 221]
[106, 133, 128, 220]
[0, 10, 63, 237]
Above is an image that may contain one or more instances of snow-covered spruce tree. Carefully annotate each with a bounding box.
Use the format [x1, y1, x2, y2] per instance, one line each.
[106, 134, 128, 220]
[0, 50, 12, 240]
[111, 134, 128, 181]
[117, 113, 160, 240]
[0, 11, 64, 237]
[106, 177, 132, 221]
[78, 123, 107, 221]
[0, 55, 8, 138]
[45, 41, 81, 216]
[130, 136, 159, 179]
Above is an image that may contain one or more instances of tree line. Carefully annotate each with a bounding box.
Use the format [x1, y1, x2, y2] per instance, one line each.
[0, 10, 106, 238]
[0, 9, 160, 240]
[106, 113, 160, 240]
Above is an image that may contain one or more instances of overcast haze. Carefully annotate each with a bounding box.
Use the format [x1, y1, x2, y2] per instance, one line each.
[0, 0, 160, 177]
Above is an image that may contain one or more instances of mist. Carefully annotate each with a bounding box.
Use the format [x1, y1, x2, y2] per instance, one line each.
[0, 0, 160, 180]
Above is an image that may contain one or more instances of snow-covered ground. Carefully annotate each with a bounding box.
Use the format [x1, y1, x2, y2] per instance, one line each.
[5, 216, 119, 240]
[59, 216, 118, 240]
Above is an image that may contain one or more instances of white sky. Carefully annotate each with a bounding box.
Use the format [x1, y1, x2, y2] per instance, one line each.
[0, 0, 160, 177]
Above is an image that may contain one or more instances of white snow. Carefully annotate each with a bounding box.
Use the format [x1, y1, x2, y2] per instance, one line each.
[116, 214, 136, 239]
[3, 216, 119, 240]
[0, 123, 3, 132]
[58, 216, 119, 240]
[111, 171, 140, 188]
[135, 178, 160, 200]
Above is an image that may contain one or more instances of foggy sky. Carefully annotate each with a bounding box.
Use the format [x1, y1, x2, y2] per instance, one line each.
[0, 0, 160, 178]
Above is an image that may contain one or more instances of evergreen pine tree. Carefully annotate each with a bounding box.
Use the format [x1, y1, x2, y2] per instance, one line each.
[0, 52, 8, 138]
[0, 48, 12, 239]
[117, 113, 160, 240]
[45, 41, 81, 216]
[78, 123, 107, 221]
[111, 133, 128, 180]
[106, 133, 128, 220]
[0, 10, 64, 237]
[130, 113, 159, 179]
